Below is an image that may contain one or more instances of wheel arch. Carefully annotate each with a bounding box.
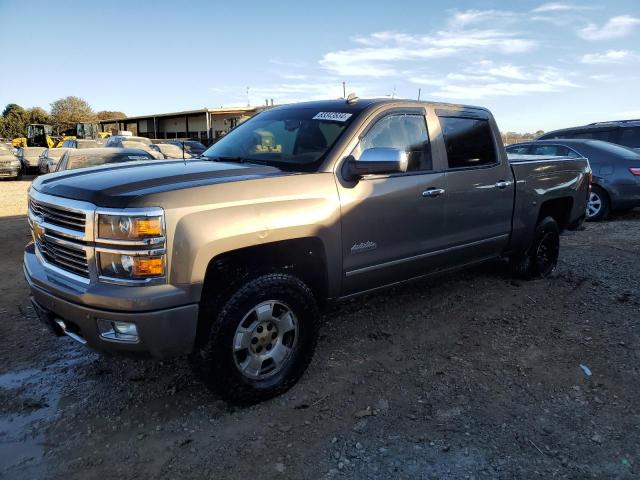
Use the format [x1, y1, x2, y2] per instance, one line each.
[537, 196, 574, 232]
[195, 237, 328, 347]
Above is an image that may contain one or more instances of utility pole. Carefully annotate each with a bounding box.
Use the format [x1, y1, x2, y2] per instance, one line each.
[342, 81, 346, 99]
[417, 88, 421, 101]
[246, 87, 250, 107]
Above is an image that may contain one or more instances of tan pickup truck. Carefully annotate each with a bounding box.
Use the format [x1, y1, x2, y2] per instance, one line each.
[24, 98, 590, 404]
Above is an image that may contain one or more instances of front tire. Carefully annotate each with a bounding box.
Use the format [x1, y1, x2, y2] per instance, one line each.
[510, 216, 560, 279]
[586, 185, 610, 221]
[194, 273, 320, 405]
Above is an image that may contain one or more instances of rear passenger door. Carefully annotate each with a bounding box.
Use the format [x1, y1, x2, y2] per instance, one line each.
[435, 111, 514, 264]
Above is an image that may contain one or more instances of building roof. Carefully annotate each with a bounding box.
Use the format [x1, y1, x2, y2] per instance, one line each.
[97, 106, 263, 124]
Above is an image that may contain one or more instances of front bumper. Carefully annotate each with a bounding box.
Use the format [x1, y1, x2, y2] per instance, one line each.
[24, 243, 200, 358]
[0, 167, 20, 178]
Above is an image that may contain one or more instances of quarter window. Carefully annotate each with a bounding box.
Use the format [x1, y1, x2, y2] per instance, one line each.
[440, 117, 497, 169]
[355, 114, 432, 171]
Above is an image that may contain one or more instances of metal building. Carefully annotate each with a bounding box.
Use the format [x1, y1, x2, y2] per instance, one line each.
[98, 106, 264, 144]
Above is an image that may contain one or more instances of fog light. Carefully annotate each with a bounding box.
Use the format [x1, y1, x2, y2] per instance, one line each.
[97, 319, 139, 343]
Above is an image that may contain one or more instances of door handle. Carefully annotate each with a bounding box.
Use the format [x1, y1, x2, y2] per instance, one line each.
[422, 188, 445, 198]
[495, 180, 513, 189]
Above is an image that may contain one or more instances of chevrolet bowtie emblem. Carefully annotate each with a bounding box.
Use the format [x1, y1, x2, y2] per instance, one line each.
[32, 220, 44, 240]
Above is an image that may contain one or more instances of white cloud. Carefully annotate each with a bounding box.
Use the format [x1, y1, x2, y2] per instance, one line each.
[581, 49, 638, 64]
[320, 29, 536, 77]
[532, 2, 597, 13]
[448, 9, 518, 28]
[281, 73, 308, 80]
[578, 15, 640, 40]
[485, 65, 529, 80]
[248, 82, 370, 104]
[411, 64, 578, 100]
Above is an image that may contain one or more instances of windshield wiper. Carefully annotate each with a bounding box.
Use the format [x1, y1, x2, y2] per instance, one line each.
[202, 155, 246, 163]
[202, 155, 269, 166]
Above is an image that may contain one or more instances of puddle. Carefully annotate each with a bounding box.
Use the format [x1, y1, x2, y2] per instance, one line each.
[0, 353, 87, 476]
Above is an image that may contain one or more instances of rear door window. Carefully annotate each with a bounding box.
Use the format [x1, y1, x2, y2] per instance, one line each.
[571, 129, 616, 142]
[619, 127, 640, 148]
[531, 145, 569, 156]
[506, 145, 531, 154]
[439, 117, 497, 169]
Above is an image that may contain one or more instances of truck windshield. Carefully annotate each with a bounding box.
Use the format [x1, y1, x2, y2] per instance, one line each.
[201, 108, 356, 171]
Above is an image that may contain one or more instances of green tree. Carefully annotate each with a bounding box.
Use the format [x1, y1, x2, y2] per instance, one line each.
[26, 106, 51, 125]
[0, 103, 27, 139]
[50, 96, 95, 133]
[96, 110, 126, 121]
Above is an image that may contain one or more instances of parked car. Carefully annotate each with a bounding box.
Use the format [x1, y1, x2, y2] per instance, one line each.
[0, 143, 23, 179]
[104, 135, 164, 159]
[166, 139, 207, 156]
[506, 139, 640, 220]
[538, 119, 640, 152]
[25, 99, 589, 404]
[60, 139, 101, 149]
[149, 143, 192, 159]
[38, 148, 70, 174]
[16, 147, 47, 173]
[54, 148, 155, 172]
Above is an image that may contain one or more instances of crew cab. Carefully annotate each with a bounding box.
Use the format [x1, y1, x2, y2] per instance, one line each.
[24, 99, 590, 404]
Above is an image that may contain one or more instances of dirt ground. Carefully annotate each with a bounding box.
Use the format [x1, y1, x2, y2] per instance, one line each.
[1, 178, 638, 480]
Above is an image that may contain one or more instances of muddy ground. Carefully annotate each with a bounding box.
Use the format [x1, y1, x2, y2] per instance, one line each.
[1, 178, 638, 479]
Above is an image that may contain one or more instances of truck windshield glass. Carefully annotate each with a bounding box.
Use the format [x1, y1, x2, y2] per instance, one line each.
[201, 108, 357, 171]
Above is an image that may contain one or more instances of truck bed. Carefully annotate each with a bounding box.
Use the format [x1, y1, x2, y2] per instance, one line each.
[507, 154, 591, 254]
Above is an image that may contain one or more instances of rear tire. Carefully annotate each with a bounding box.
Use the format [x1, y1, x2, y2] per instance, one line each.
[586, 185, 610, 221]
[194, 273, 320, 405]
[510, 216, 560, 279]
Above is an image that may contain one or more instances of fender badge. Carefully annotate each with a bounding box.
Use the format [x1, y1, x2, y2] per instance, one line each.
[351, 241, 377, 254]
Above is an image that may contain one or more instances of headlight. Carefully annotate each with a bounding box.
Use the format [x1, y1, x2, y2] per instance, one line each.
[99, 252, 165, 280]
[97, 212, 164, 242]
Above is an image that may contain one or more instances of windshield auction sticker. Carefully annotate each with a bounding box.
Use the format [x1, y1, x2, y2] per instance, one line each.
[312, 112, 352, 122]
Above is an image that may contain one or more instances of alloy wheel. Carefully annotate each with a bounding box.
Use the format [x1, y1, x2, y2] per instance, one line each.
[232, 301, 298, 380]
[586, 192, 602, 218]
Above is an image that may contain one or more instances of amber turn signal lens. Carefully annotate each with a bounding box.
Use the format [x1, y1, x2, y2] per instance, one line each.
[132, 256, 164, 277]
[133, 218, 163, 237]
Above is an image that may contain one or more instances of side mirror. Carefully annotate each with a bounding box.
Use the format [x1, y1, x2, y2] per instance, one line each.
[343, 147, 408, 180]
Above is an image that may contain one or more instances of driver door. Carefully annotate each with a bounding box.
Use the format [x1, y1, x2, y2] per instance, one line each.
[336, 110, 448, 295]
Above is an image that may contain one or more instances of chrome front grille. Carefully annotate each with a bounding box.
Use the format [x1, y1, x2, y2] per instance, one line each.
[36, 235, 89, 278]
[30, 198, 86, 233]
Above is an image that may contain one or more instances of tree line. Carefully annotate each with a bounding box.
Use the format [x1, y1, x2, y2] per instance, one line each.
[0, 96, 126, 139]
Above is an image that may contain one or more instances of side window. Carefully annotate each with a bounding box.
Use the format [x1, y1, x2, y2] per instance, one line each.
[56, 153, 68, 171]
[566, 149, 580, 158]
[619, 127, 640, 148]
[356, 114, 432, 172]
[439, 117, 497, 169]
[589, 130, 616, 143]
[506, 145, 530, 154]
[531, 145, 568, 156]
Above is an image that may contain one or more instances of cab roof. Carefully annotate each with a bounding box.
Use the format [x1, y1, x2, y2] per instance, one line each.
[269, 98, 487, 114]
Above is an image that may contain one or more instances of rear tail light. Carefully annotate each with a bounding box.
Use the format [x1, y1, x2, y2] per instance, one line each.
[630, 167, 640, 176]
[588, 171, 593, 193]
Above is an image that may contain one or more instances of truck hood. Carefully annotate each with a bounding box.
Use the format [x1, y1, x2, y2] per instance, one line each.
[31, 159, 289, 208]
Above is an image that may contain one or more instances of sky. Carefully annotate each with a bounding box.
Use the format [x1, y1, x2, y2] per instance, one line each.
[1, 0, 639, 132]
